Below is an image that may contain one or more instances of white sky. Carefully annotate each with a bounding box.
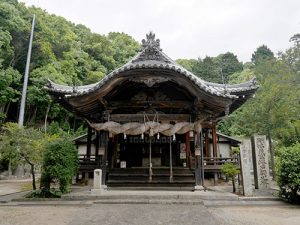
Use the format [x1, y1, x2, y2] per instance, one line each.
[20, 0, 300, 62]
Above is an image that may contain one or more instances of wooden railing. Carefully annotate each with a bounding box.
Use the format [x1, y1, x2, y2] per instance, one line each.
[203, 157, 239, 171]
[77, 155, 239, 172]
[78, 154, 103, 171]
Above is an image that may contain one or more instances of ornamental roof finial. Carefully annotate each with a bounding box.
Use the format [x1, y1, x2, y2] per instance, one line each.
[142, 31, 161, 50]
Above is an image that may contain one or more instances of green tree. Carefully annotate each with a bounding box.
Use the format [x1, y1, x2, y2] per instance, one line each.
[0, 65, 21, 123]
[221, 162, 240, 193]
[108, 32, 140, 67]
[176, 58, 199, 73]
[41, 138, 78, 194]
[0, 123, 46, 190]
[276, 143, 300, 204]
[215, 52, 243, 83]
[251, 45, 275, 65]
[177, 53, 243, 84]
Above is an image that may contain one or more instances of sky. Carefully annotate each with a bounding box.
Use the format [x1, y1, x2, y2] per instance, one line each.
[20, 0, 300, 62]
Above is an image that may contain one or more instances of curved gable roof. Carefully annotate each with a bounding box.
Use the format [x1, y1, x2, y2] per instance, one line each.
[45, 32, 257, 100]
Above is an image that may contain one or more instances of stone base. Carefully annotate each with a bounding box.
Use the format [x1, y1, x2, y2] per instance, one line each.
[194, 185, 205, 191]
[90, 185, 107, 194]
[90, 188, 105, 194]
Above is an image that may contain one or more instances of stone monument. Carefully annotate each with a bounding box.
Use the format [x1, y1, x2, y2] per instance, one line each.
[91, 169, 105, 193]
[251, 135, 270, 189]
[240, 139, 253, 196]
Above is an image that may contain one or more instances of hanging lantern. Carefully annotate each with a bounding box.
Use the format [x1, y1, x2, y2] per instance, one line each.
[173, 134, 176, 141]
[109, 132, 113, 138]
[141, 133, 144, 140]
[124, 133, 127, 139]
[150, 128, 154, 137]
[157, 132, 160, 140]
[189, 130, 194, 138]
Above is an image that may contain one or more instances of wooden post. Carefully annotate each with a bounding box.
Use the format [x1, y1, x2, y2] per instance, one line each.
[169, 136, 173, 182]
[149, 136, 152, 181]
[101, 131, 108, 186]
[113, 135, 118, 168]
[205, 129, 210, 158]
[95, 131, 100, 166]
[186, 132, 190, 168]
[212, 125, 218, 158]
[194, 131, 204, 188]
[212, 125, 218, 184]
[86, 126, 92, 159]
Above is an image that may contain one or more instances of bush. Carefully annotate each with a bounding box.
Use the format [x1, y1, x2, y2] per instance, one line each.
[25, 189, 61, 198]
[221, 162, 240, 193]
[276, 143, 300, 204]
[41, 138, 78, 194]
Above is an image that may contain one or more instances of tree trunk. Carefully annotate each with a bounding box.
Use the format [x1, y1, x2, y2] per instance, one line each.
[267, 129, 276, 179]
[24, 156, 36, 190]
[29, 107, 37, 125]
[232, 177, 236, 193]
[8, 156, 12, 179]
[30, 163, 36, 190]
[4, 101, 11, 123]
[44, 103, 51, 133]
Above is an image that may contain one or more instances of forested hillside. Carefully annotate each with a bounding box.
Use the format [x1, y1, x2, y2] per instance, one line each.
[176, 43, 300, 147]
[0, 0, 140, 129]
[1, 0, 300, 147]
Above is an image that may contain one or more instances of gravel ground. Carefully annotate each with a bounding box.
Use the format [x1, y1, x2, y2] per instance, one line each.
[0, 204, 299, 225]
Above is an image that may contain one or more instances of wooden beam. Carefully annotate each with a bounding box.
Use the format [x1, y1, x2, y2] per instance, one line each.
[110, 114, 191, 122]
[109, 100, 193, 109]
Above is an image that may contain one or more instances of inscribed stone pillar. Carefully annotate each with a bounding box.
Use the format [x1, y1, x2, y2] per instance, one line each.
[251, 135, 270, 189]
[240, 139, 253, 196]
[93, 169, 102, 189]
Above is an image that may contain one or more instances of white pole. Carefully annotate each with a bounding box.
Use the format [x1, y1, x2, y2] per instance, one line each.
[18, 14, 35, 127]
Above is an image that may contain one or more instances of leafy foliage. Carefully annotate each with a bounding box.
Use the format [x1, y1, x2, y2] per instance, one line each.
[0, 0, 140, 126]
[251, 45, 275, 65]
[221, 162, 240, 193]
[41, 138, 78, 194]
[177, 52, 243, 83]
[276, 143, 300, 204]
[0, 122, 47, 189]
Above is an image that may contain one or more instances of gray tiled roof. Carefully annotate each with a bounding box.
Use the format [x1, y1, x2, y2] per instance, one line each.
[45, 32, 257, 99]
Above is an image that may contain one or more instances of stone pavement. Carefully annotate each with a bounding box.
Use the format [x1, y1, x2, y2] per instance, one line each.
[0, 179, 285, 207]
[0, 181, 299, 225]
[0, 203, 299, 225]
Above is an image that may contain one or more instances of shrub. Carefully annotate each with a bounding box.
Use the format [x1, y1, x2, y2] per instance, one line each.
[41, 138, 78, 194]
[276, 143, 300, 204]
[221, 162, 240, 193]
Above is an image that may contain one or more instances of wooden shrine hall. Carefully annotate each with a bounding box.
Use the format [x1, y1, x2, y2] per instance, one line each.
[45, 32, 257, 188]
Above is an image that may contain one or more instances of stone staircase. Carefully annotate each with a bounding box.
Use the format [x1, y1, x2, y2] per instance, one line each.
[107, 167, 195, 188]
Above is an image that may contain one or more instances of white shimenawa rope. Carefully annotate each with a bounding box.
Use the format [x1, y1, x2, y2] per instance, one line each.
[87, 120, 202, 136]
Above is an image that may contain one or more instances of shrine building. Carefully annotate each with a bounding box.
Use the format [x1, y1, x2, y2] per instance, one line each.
[45, 32, 257, 189]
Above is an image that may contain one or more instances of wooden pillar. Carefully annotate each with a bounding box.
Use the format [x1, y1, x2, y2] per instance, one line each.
[95, 131, 100, 166]
[205, 129, 210, 158]
[112, 135, 118, 168]
[101, 131, 108, 186]
[212, 125, 218, 158]
[212, 125, 218, 184]
[86, 126, 92, 159]
[169, 136, 173, 182]
[186, 132, 190, 168]
[195, 131, 204, 187]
